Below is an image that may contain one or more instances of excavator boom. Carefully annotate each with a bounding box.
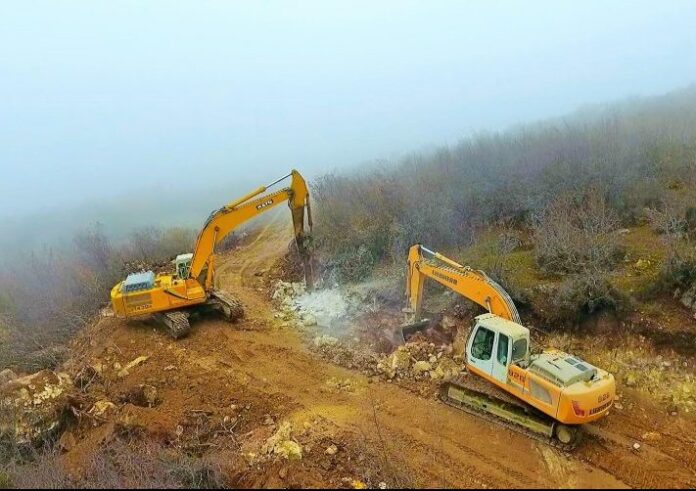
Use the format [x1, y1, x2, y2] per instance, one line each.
[189, 170, 313, 288]
[406, 244, 520, 324]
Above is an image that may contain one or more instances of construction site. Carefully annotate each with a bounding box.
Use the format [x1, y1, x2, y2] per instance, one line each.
[2, 3, 696, 488]
[1, 166, 695, 488]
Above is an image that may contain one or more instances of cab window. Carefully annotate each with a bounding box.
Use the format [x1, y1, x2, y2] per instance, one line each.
[497, 334, 510, 365]
[512, 338, 528, 362]
[471, 327, 495, 361]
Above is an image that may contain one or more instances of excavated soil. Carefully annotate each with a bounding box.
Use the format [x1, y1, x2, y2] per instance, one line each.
[62, 216, 696, 488]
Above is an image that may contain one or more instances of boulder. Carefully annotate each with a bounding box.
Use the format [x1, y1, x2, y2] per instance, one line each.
[680, 285, 696, 312]
[262, 421, 302, 460]
[413, 361, 432, 374]
[0, 370, 73, 444]
[0, 369, 17, 387]
[89, 400, 117, 417]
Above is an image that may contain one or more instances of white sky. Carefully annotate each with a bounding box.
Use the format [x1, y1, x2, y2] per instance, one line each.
[1, 0, 695, 218]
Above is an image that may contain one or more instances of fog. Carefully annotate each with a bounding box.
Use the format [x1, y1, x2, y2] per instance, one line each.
[1, 1, 695, 243]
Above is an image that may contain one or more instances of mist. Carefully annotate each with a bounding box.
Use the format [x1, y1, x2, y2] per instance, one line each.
[1, 0, 695, 248]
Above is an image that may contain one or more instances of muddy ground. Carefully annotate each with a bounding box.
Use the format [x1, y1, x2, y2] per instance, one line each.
[59, 217, 696, 488]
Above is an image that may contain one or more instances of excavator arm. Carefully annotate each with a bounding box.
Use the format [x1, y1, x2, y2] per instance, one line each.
[406, 244, 520, 323]
[189, 169, 313, 289]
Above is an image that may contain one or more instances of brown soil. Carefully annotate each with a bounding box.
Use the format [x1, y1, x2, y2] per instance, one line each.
[61, 217, 696, 488]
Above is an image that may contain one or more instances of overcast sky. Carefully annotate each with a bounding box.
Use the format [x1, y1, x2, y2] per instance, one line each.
[1, 0, 695, 219]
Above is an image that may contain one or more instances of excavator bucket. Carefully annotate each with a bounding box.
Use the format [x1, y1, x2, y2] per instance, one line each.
[399, 318, 431, 344]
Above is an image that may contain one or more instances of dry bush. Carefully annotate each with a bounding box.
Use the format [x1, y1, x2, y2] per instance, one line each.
[3, 439, 226, 489]
[656, 248, 696, 292]
[536, 271, 628, 326]
[645, 191, 696, 240]
[0, 224, 197, 372]
[313, 87, 696, 285]
[687, 207, 696, 237]
[2, 445, 69, 489]
[533, 188, 622, 275]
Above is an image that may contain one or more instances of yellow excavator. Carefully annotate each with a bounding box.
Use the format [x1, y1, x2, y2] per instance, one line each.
[404, 244, 615, 445]
[110, 170, 313, 338]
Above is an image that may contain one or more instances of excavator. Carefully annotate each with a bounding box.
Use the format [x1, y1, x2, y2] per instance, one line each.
[110, 170, 313, 338]
[403, 244, 615, 446]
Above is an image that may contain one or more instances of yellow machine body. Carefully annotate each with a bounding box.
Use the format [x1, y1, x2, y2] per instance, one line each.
[110, 170, 312, 320]
[406, 244, 615, 427]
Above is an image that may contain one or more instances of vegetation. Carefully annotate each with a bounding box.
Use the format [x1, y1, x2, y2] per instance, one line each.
[0, 225, 197, 372]
[313, 86, 696, 323]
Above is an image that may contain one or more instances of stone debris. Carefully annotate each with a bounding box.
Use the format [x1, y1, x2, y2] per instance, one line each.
[376, 341, 463, 382]
[325, 444, 338, 455]
[325, 377, 355, 393]
[262, 421, 303, 460]
[89, 400, 117, 417]
[117, 355, 149, 378]
[0, 370, 73, 444]
[641, 431, 662, 442]
[0, 369, 17, 387]
[413, 361, 432, 374]
[272, 280, 350, 327]
[314, 335, 339, 348]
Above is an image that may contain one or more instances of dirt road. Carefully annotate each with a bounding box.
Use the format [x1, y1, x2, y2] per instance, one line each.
[68, 218, 696, 488]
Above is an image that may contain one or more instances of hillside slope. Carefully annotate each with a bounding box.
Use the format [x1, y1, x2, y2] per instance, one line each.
[22, 220, 693, 488]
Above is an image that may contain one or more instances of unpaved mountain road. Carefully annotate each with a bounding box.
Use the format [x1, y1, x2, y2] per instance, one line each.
[68, 217, 696, 488]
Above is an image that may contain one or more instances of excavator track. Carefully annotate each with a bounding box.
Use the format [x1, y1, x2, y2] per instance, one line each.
[208, 290, 244, 322]
[153, 310, 191, 339]
[439, 380, 580, 452]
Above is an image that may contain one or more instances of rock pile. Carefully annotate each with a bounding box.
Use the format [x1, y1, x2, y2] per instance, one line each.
[262, 421, 303, 460]
[376, 342, 463, 382]
[271, 280, 349, 327]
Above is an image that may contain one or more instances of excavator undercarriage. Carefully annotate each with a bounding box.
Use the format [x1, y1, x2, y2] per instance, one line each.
[152, 290, 245, 339]
[440, 380, 580, 449]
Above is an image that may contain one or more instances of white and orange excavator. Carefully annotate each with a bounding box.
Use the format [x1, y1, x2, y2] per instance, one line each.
[403, 244, 616, 445]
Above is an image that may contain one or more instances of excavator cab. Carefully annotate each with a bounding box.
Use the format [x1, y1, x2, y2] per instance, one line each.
[467, 314, 530, 385]
[175, 253, 193, 280]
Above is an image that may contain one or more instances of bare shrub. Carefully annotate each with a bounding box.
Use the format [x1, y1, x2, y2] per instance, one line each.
[312, 87, 696, 284]
[686, 207, 696, 237]
[646, 205, 688, 238]
[330, 245, 376, 284]
[537, 271, 628, 325]
[0, 223, 197, 372]
[656, 248, 696, 292]
[533, 188, 622, 274]
[2, 444, 70, 489]
[216, 231, 241, 253]
[3, 439, 227, 489]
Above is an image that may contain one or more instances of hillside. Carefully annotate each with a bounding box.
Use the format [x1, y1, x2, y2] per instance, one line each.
[1, 222, 694, 488]
[0, 87, 695, 488]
